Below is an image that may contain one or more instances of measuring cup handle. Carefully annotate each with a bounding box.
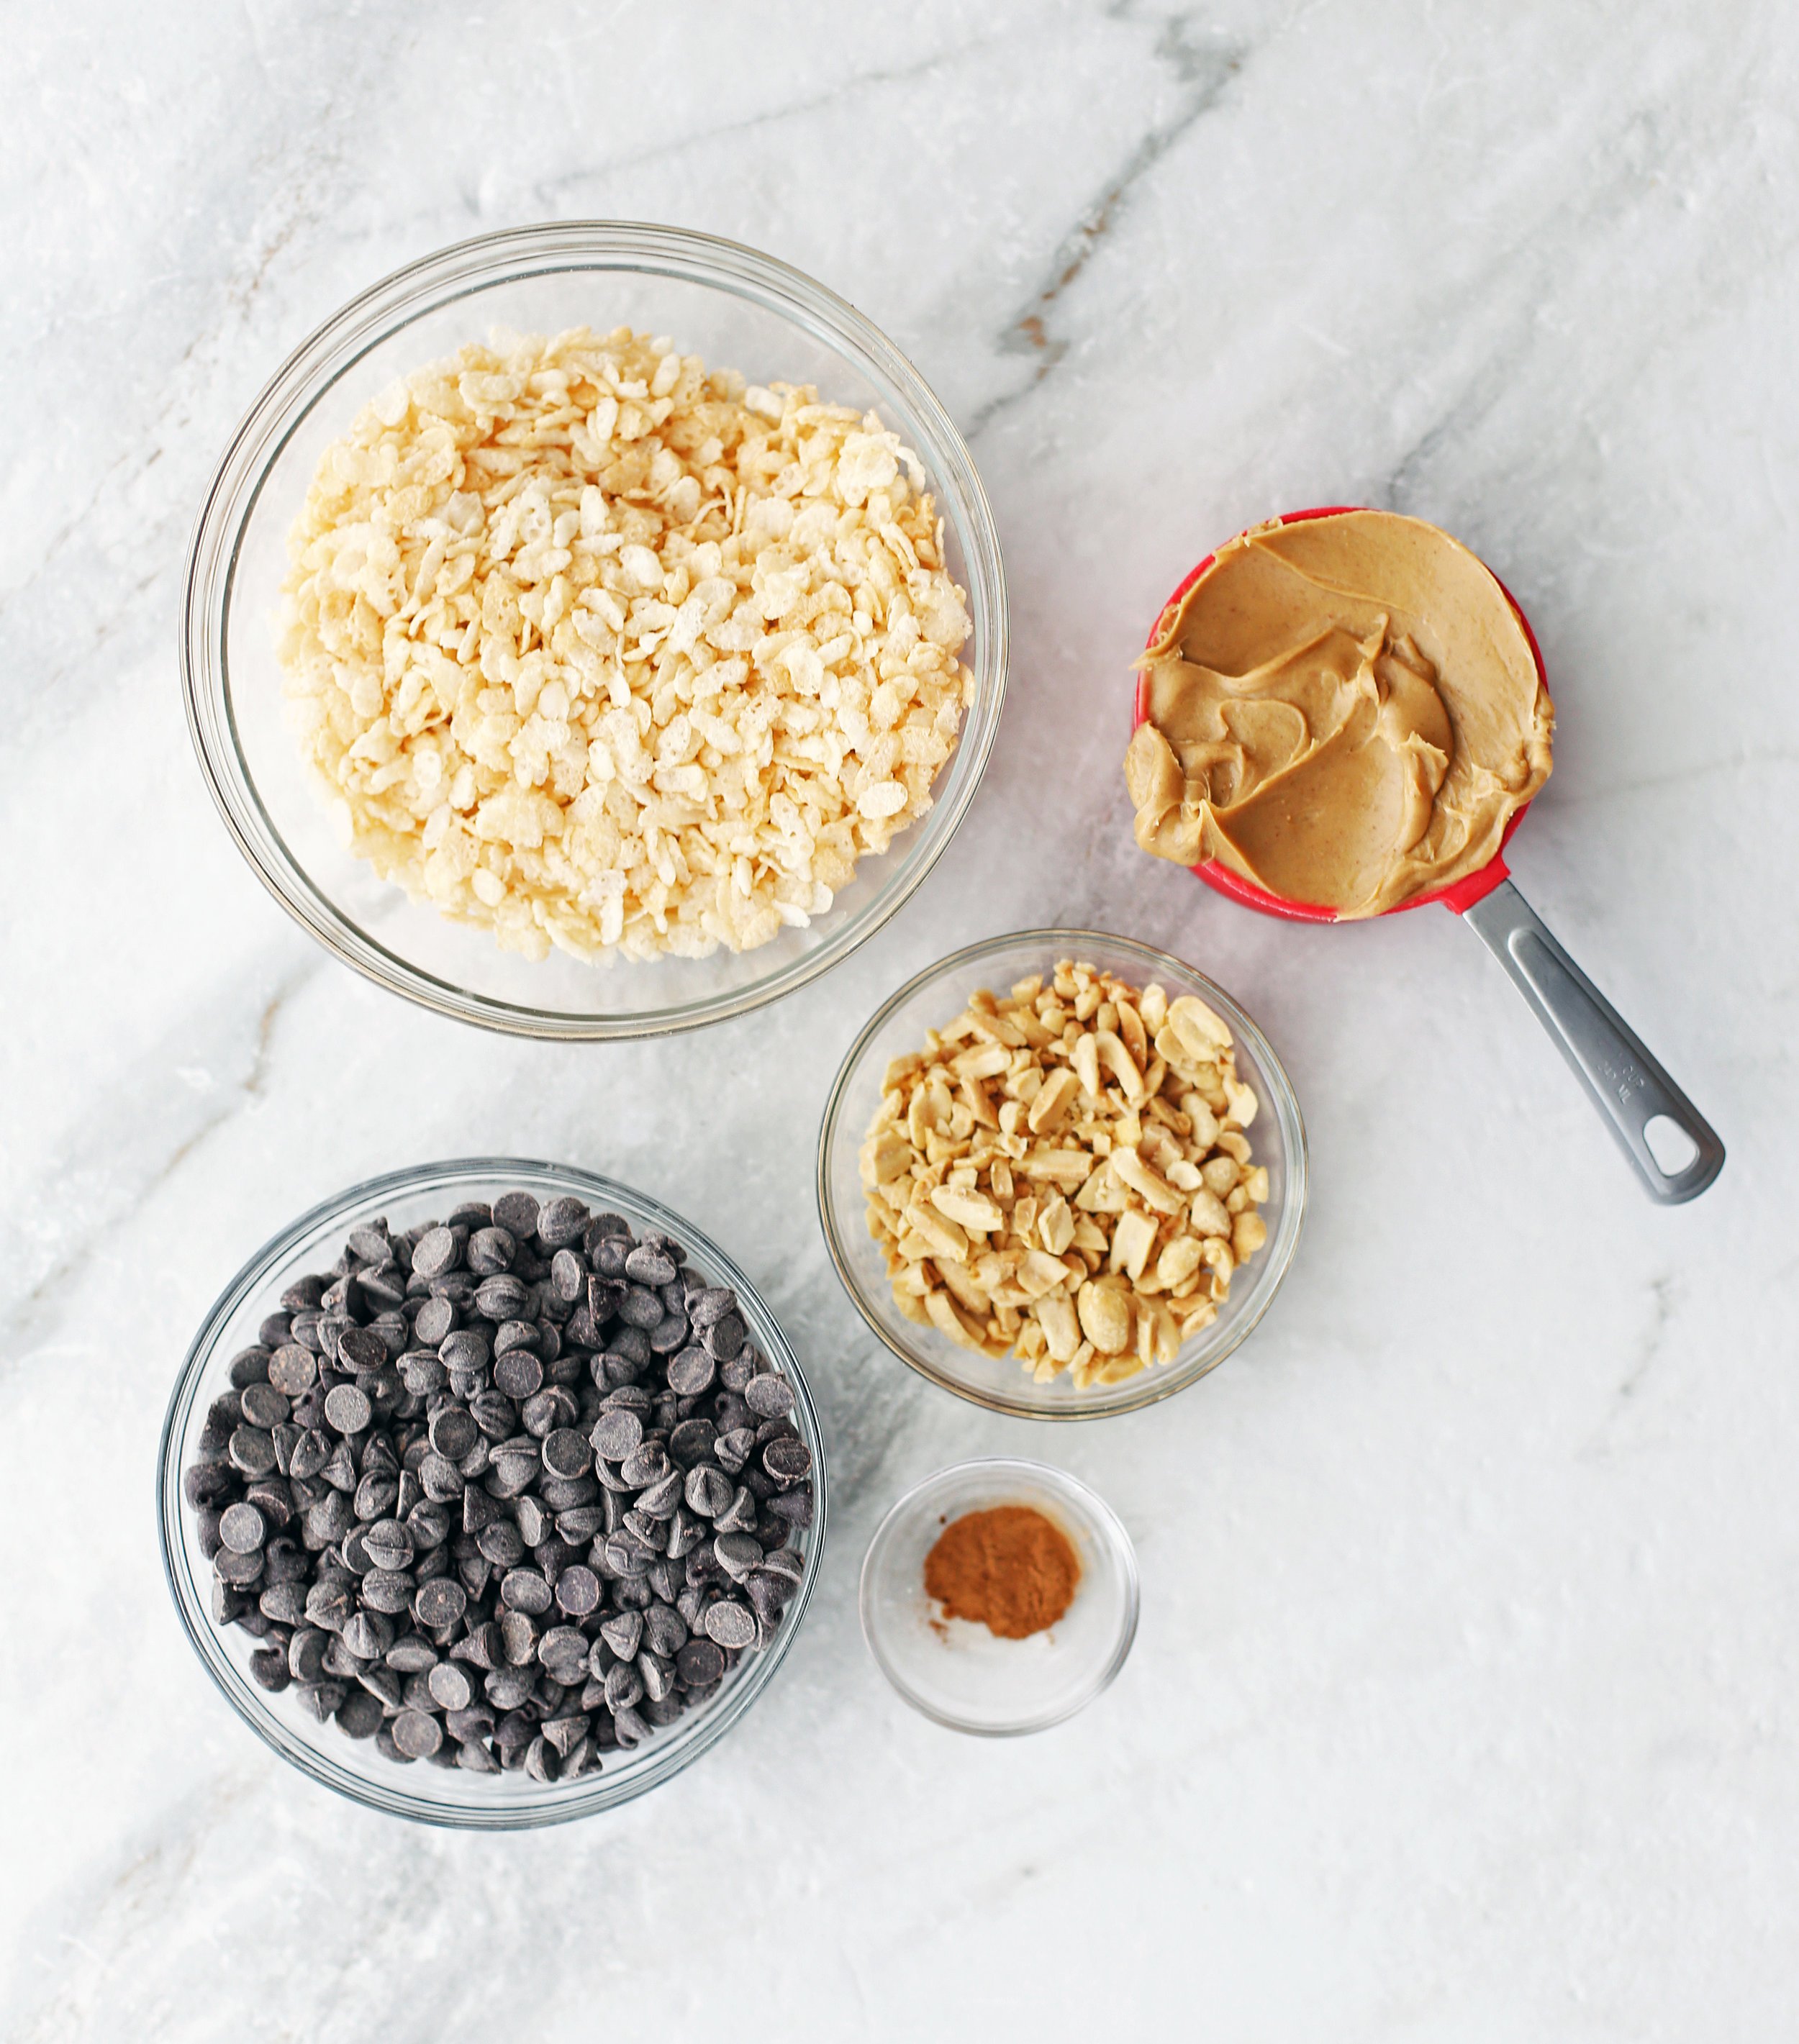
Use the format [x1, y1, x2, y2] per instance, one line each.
[1461, 880, 1723, 1203]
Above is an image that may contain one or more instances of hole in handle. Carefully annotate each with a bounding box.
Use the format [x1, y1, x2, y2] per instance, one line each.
[1643, 1114, 1700, 1177]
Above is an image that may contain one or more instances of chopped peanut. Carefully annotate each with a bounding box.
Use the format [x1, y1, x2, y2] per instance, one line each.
[856, 957, 1274, 1386]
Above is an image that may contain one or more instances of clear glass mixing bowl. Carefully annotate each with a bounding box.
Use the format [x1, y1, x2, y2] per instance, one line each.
[817, 930, 1308, 1420]
[181, 222, 1007, 1037]
[156, 1158, 828, 1827]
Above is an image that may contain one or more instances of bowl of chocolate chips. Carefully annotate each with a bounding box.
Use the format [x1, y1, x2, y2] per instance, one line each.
[158, 1158, 826, 1827]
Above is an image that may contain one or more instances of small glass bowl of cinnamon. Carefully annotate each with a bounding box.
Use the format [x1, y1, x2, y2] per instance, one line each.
[859, 1458, 1138, 1735]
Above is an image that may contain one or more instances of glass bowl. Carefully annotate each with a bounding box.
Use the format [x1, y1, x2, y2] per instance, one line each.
[859, 1459, 1138, 1735]
[817, 928, 1308, 1420]
[156, 1158, 828, 1828]
[181, 222, 1007, 1038]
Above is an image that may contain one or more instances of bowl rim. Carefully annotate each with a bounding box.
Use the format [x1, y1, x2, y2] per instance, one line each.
[857, 1455, 1140, 1736]
[180, 219, 1008, 1040]
[815, 926, 1308, 1420]
[156, 1155, 829, 1829]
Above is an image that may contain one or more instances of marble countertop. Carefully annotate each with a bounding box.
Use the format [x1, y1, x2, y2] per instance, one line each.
[6, 2, 1798, 2037]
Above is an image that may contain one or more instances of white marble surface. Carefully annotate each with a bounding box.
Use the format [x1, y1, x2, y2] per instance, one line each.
[5, 2, 1798, 2036]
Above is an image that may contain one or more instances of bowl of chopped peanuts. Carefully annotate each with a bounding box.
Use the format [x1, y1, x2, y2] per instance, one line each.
[817, 930, 1307, 1418]
[182, 222, 1006, 1037]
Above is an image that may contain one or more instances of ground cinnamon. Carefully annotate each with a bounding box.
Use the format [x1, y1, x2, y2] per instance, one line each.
[923, 1504, 1081, 1639]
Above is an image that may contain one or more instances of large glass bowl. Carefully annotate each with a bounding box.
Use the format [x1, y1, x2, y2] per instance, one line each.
[817, 930, 1308, 1420]
[156, 1159, 828, 1828]
[181, 222, 1007, 1038]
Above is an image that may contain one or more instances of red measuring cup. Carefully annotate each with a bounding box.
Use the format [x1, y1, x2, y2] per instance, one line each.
[1133, 507, 1724, 1203]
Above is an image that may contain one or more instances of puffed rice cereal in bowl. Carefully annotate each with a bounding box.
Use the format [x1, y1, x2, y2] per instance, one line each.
[278, 327, 975, 963]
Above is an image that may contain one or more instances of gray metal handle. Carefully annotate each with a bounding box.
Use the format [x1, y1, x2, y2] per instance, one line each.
[1462, 880, 1723, 1203]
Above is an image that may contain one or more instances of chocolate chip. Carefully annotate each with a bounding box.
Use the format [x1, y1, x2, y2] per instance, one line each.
[439, 1327, 490, 1374]
[589, 1408, 643, 1462]
[666, 1347, 716, 1397]
[427, 1407, 479, 1461]
[217, 1502, 266, 1555]
[363, 1520, 414, 1573]
[625, 1243, 678, 1287]
[536, 1197, 589, 1248]
[555, 1565, 601, 1617]
[268, 1345, 318, 1396]
[391, 1709, 443, 1759]
[499, 1568, 553, 1617]
[411, 1227, 461, 1278]
[763, 1437, 812, 1485]
[702, 1310, 747, 1361]
[412, 1577, 467, 1630]
[743, 1373, 795, 1419]
[676, 1637, 726, 1686]
[491, 1190, 539, 1237]
[543, 1427, 592, 1481]
[322, 1384, 371, 1436]
[335, 1325, 386, 1373]
[684, 1465, 734, 1519]
[493, 1348, 544, 1400]
[227, 1427, 277, 1480]
[702, 1601, 756, 1649]
[467, 1227, 517, 1276]
[427, 1661, 475, 1712]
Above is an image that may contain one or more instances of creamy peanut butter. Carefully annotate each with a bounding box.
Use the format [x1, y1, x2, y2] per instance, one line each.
[1124, 511, 1554, 916]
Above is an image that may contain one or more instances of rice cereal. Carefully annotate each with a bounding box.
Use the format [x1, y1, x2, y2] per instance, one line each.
[277, 327, 974, 962]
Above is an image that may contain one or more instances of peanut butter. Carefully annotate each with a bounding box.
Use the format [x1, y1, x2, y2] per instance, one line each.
[1123, 511, 1554, 916]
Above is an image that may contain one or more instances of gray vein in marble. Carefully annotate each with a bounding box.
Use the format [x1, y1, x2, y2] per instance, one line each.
[527, 31, 1007, 209]
[0, 957, 315, 1358]
[1382, 85, 1799, 514]
[0, 25, 402, 744]
[1577, 1268, 1695, 1462]
[969, 12, 1248, 437]
[1615, 1273, 1678, 1402]
[1579, 750, 1799, 803]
